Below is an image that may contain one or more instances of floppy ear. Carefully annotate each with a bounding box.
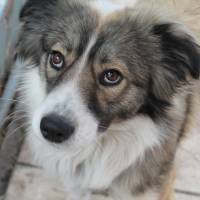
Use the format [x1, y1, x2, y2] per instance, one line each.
[151, 23, 200, 98]
[17, 0, 58, 60]
[20, 0, 57, 21]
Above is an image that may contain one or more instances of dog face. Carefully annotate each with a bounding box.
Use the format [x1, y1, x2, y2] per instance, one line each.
[18, 0, 200, 171]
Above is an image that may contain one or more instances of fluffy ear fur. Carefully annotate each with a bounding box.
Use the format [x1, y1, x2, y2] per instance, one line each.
[20, 0, 57, 21]
[151, 23, 200, 99]
[17, 0, 59, 61]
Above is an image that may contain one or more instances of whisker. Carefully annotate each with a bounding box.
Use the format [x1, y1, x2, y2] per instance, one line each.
[2, 111, 29, 125]
[5, 123, 29, 140]
[7, 116, 29, 127]
[0, 97, 29, 106]
[3, 109, 28, 120]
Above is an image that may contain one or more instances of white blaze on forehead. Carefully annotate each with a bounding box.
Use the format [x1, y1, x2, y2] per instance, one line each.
[91, 0, 138, 16]
[73, 33, 97, 79]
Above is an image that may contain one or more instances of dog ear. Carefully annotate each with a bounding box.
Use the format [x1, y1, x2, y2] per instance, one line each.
[151, 23, 200, 98]
[17, 0, 58, 60]
[20, 0, 57, 21]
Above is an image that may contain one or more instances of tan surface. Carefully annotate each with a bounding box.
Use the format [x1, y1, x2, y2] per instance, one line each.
[175, 132, 200, 193]
[5, 166, 67, 200]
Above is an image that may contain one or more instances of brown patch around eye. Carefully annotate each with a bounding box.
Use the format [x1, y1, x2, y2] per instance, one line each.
[46, 43, 76, 80]
[89, 59, 130, 113]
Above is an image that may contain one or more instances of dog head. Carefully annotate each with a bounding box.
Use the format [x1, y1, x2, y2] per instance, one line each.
[17, 0, 200, 160]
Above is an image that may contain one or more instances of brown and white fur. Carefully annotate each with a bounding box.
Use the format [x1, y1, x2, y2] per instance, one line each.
[16, 0, 200, 199]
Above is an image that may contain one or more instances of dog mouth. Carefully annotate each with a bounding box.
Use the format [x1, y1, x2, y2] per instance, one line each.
[98, 117, 113, 133]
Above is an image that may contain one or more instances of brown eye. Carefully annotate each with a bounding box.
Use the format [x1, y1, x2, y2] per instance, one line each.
[49, 51, 64, 70]
[99, 69, 123, 86]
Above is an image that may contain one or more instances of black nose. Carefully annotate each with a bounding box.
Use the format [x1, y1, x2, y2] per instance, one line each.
[40, 114, 75, 143]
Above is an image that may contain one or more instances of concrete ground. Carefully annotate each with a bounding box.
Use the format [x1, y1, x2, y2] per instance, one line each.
[3, 129, 200, 200]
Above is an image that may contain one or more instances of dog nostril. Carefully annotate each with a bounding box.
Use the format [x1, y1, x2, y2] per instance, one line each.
[40, 114, 75, 143]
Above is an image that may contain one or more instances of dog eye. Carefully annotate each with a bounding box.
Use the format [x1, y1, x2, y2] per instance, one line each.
[99, 69, 123, 86]
[49, 51, 64, 70]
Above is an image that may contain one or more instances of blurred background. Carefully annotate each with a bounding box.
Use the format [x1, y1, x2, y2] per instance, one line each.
[0, 1, 200, 200]
[0, 0, 25, 199]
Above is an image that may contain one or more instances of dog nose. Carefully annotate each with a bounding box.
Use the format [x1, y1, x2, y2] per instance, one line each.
[40, 114, 75, 143]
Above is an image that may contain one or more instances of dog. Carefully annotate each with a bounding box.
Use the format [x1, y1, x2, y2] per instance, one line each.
[16, 0, 200, 199]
